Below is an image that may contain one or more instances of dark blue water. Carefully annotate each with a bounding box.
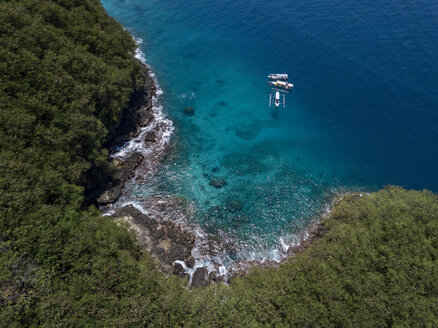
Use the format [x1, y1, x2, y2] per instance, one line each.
[102, 0, 438, 265]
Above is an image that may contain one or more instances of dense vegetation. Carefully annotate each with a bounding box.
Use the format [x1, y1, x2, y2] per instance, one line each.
[1, 1, 437, 327]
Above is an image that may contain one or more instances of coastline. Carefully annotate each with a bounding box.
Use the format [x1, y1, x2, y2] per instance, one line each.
[100, 36, 363, 286]
[96, 36, 174, 207]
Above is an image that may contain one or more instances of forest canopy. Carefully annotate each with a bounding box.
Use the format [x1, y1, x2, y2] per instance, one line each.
[0, 1, 437, 327]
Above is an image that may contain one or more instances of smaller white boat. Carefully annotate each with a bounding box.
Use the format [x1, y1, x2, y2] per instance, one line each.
[268, 73, 288, 80]
[274, 91, 280, 107]
[269, 90, 285, 108]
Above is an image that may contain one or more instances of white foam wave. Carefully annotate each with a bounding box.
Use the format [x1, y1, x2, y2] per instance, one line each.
[103, 200, 149, 216]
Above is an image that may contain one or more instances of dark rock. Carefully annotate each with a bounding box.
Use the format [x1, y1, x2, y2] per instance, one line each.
[172, 262, 187, 277]
[137, 108, 152, 127]
[317, 224, 328, 237]
[209, 177, 227, 188]
[144, 130, 156, 142]
[96, 153, 144, 205]
[183, 107, 195, 116]
[168, 240, 191, 260]
[207, 271, 220, 284]
[114, 152, 144, 182]
[226, 199, 243, 213]
[134, 126, 142, 138]
[192, 267, 209, 287]
[212, 167, 219, 172]
[97, 185, 123, 205]
[186, 256, 195, 268]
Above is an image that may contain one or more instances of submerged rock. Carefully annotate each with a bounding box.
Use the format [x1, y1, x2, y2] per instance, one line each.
[226, 199, 243, 213]
[183, 107, 195, 116]
[209, 177, 227, 188]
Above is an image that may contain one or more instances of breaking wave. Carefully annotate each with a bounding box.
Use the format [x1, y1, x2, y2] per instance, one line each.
[111, 36, 174, 181]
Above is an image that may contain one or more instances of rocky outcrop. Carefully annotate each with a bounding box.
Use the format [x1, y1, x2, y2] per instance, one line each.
[209, 177, 227, 188]
[97, 153, 144, 205]
[183, 107, 195, 116]
[144, 130, 156, 142]
[192, 267, 209, 287]
[93, 60, 156, 206]
[111, 205, 195, 276]
[109, 60, 155, 147]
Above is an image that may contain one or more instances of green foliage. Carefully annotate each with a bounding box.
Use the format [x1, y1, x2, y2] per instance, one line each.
[0, 0, 436, 326]
[0, 0, 156, 326]
[171, 188, 437, 328]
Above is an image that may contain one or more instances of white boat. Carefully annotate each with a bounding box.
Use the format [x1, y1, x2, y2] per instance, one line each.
[268, 80, 294, 91]
[267, 73, 293, 108]
[274, 91, 280, 107]
[268, 73, 288, 80]
[269, 90, 285, 108]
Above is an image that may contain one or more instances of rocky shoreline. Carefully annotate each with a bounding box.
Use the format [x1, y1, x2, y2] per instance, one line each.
[107, 199, 334, 287]
[111, 205, 196, 274]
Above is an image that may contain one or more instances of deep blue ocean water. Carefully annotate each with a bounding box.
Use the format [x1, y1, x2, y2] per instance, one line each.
[101, 0, 438, 265]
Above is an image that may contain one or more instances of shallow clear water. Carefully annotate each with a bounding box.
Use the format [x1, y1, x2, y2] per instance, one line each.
[101, 0, 438, 264]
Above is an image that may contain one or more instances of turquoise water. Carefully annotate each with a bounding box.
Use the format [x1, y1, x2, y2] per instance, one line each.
[102, 0, 438, 264]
